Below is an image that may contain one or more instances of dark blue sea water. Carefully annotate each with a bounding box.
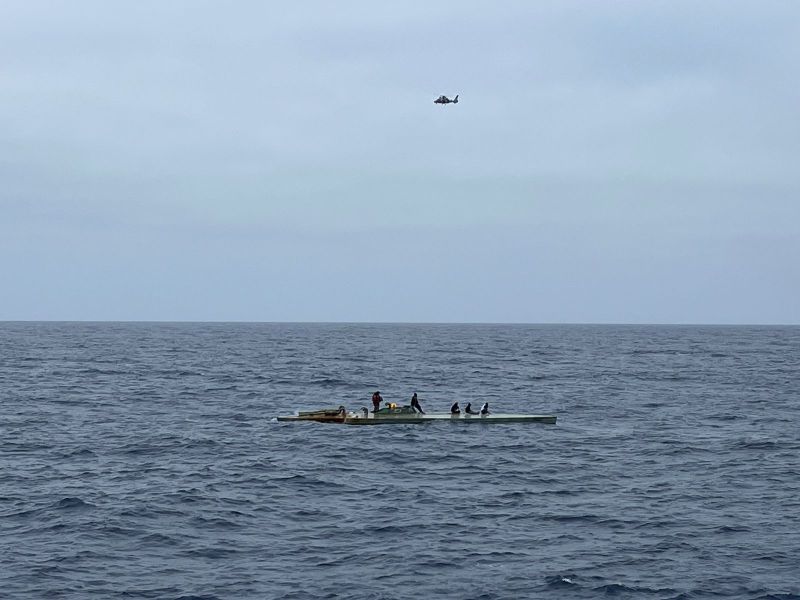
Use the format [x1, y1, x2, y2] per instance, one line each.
[1, 323, 799, 600]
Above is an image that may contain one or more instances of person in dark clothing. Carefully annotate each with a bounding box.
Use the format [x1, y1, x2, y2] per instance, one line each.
[480, 402, 490, 415]
[465, 402, 479, 414]
[450, 402, 461, 414]
[410, 392, 425, 414]
[371, 391, 383, 413]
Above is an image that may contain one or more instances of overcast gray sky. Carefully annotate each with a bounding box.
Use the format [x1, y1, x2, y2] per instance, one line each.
[1, 1, 798, 323]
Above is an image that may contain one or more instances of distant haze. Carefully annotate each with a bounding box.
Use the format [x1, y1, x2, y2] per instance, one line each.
[2, 1, 798, 323]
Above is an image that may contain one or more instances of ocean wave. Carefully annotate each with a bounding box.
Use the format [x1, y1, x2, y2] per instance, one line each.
[51, 497, 95, 510]
[2, 322, 798, 600]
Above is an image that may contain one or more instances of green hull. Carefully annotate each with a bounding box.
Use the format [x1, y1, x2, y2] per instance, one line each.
[278, 409, 556, 425]
[343, 413, 556, 425]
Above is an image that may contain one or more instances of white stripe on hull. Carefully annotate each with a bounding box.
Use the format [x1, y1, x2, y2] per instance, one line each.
[343, 413, 556, 425]
[277, 412, 556, 425]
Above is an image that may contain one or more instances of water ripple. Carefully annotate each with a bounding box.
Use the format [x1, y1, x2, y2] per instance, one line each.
[1, 323, 799, 599]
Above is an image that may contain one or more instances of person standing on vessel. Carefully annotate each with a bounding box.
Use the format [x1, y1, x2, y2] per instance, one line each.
[410, 392, 425, 414]
[450, 402, 461, 414]
[372, 391, 383, 413]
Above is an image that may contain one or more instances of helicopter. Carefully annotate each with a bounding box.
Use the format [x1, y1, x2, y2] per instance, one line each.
[434, 94, 459, 105]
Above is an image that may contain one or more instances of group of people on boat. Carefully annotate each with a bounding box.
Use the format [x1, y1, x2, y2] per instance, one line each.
[371, 391, 426, 413]
[370, 391, 488, 415]
[451, 401, 490, 415]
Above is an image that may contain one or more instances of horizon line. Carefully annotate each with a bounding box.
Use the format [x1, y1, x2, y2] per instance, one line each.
[1, 320, 798, 327]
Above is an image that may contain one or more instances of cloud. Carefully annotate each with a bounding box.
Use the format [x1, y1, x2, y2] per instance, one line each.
[1, 1, 798, 321]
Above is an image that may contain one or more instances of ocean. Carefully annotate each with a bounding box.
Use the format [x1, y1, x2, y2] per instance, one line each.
[1, 322, 798, 599]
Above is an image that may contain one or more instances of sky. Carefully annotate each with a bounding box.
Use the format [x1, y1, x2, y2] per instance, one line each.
[1, 1, 798, 323]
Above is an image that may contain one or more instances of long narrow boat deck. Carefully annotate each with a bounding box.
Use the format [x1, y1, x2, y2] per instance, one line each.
[344, 413, 556, 425]
[277, 410, 556, 425]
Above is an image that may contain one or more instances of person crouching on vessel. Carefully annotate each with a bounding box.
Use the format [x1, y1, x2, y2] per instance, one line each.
[465, 402, 479, 415]
[410, 392, 425, 414]
[480, 402, 490, 415]
[371, 391, 383, 413]
[450, 402, 461, 414]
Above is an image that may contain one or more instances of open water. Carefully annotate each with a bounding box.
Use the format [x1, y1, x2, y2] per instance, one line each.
[1, 322, 799, 599]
